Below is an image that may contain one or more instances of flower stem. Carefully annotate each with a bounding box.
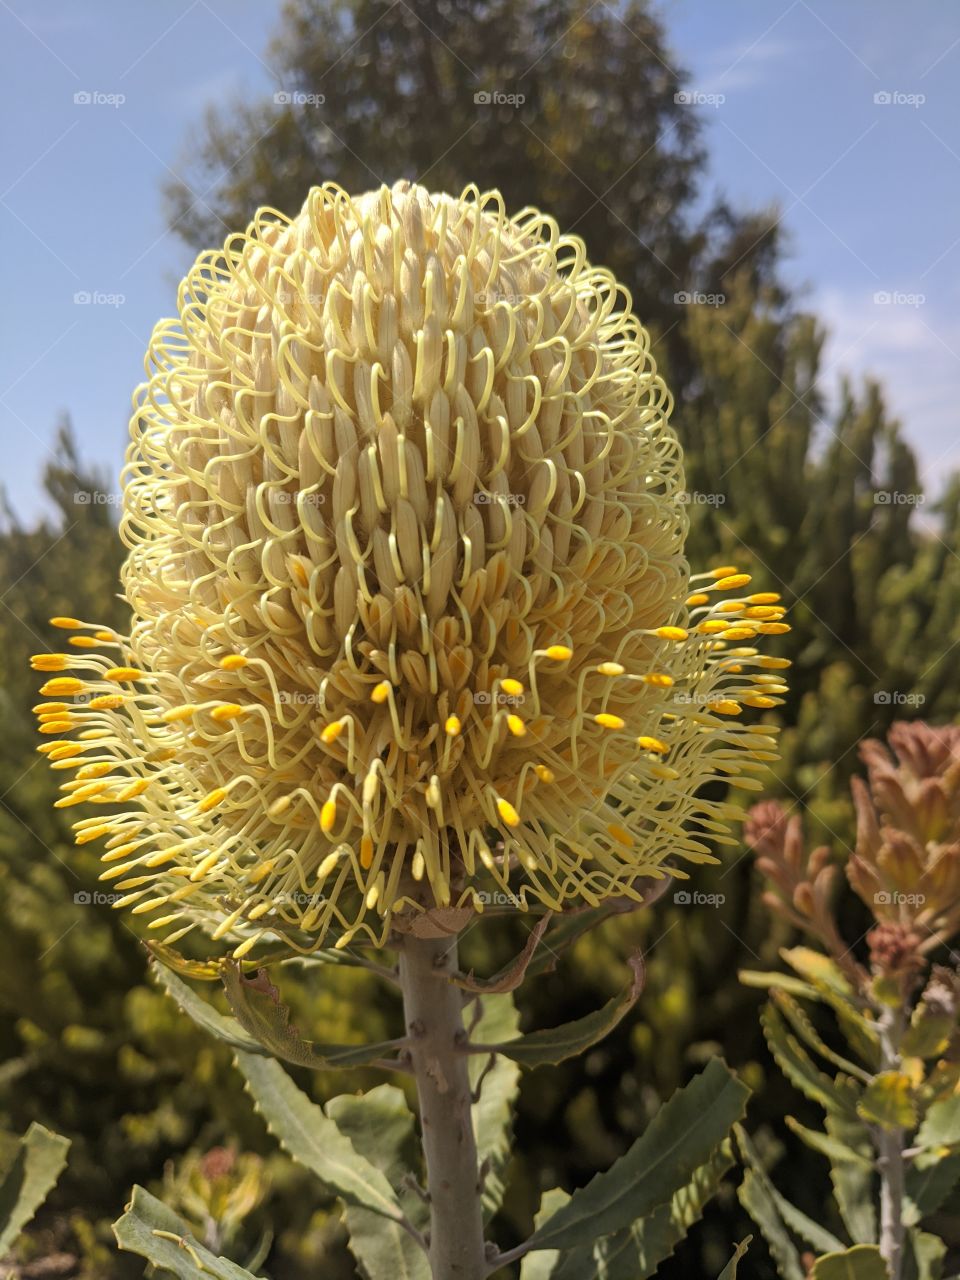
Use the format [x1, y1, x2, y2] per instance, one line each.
[878, 1005, 906, 1280]
[399, 931, 487, 1280]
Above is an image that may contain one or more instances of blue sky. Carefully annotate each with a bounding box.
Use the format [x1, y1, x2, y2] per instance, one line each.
[1, 0, 957, 520]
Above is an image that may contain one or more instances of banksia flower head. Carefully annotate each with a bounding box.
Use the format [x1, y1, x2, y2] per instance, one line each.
[849, 722, 960, 943]
[33, 181, 788, 955]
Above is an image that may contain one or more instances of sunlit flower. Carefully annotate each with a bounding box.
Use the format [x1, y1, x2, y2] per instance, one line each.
[33, 181, 787, 953]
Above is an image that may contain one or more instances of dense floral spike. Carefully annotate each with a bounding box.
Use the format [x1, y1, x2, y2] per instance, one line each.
[34, 182, 786, 953]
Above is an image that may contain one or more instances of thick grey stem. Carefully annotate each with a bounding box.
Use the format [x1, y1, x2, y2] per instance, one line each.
[878, 1005, 906, 1280]
[399, 932, 486, 1280]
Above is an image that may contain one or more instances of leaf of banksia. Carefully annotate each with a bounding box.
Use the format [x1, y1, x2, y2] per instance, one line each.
[856, 1071, 917, 1131]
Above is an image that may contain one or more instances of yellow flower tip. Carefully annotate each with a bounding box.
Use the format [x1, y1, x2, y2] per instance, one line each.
[371, 680, 391, 704]
[320, 797, 337, 833]
[496, 796, 521, 828]
[210, 703, 247, 722]
[39, 720, 74, 734]
[650, 763, 681, 780]
[30, 654, 71, 672]
[641, 672, 674, 688]
[267, 794, 293, 818]
[685, 593, 710, 606]
[197, 787, 228, 813]
[316, 850, 342, 882]
[607, 823, 635, 848]
[709, 699, 743, 716]
[544, 644, 573, 661]
[697, 620, 731, 635]
[757, 622, 791, 635]
[360, 835, 374, 869]
[232, 936, 260, 960]
[748, 593, 781, 605]
[720, 626, 759, 641]
[758, 656, 792, 669]
[39, 677, 84, 697]
[597, 661, 626, 677]
[76, 762, 113, 780]
[219, 654, 248, 670]
[655, 626, 688, 641]
[75, 824, 113, 846]
[533, 764, 555, 783]
[105, 667, 144, 683]
[500, 677, 525, 697]
[117, 780, 150, 801]
[94, 631, 115, 642]
[717, 601, 745, 613]
[49, 617, 85, 629]
[444, 714, 462, 737]
[709, 565, 740, 579]
[68, 636, 101, 649]
[714, 574, 752, 591]
[321, 719, 345, 744]
[161, 704, 197, 723]
[506, 714, 526, 737]
[742, 695, 779, 709]
[636, 735, 669, 754]
[594, 712, 626, 731]
[88, 694, 125, 710]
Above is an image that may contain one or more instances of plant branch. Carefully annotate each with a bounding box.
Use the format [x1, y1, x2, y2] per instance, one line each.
[399, 931, 487, 1280]
[877, 1003, 907, 1280]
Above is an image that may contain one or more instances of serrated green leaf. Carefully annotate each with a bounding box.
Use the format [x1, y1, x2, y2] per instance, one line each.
[782, 949, 854, 998]
[737, 1169, 805, 1280]
[0, 1123, 70, 1255]
[772, 990, 872, 1082]
[857, 1072, 917, 1131]
[469, 993, 521, 1220]
[717, 1237, 752, 1278]
[326, 1086, 429, 1280]
[520, 1188, 572, 1280]
[234, 1051, 406, 1224]
[810, 1243, 890, 1279]
[761, 1001, 858, 1117]
[480, 955, 643, 1067]
[917, 1095, 960, 1150]
[736, 1125, 844, 1255]
[221, 962, 404, 1069]
[785, 1116, 873, 1169]
[113, 1185, 258, 1278]
[524, 1058, 749, 1252]
[780, 949, 881, 1067]
[903, 1228, 947, 1280]
[825, 1114, 877, 1245]
[151, 960, 263, 1054]
[902, 1009, 954, 1060]
[548, 1143, 735, 1280]
[905, 1152, 960, 1225]
[739, 969, 822, 999]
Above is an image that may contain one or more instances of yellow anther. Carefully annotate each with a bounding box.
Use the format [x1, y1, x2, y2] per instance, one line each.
[210, 703, 246, 722]
[105, 667, 143, 683]
[496, 797, 520, 828]
[219, 655, 248, 670]
[641, 673, 674, 688]
[714, 574, 752, 590]
[371, 680, 391, 703]
[636, 735, 669, 754]
[117, 779, 150, 801]
[748, 593, 781, 604]
[597, 661, 626, 677]
[594, 713, 625, 730]
[721, 627, 759, 641]
[741, 694, 779, 708]
[76, 762, 113, 779]
[316, 851, 342, 881]
[758, 656, 791, 669]
[94, 631, 115, 642]
[709, 700, 742, 716]
[320, 798, 337, 833]
[743, 606, 783, 619]
[360, 835, 374, 869]
[191, 850, 221, 881]
[39, 719, 74, 734]
[321, 720, 345, 744]
[33, 702, 69, 715]
[709, 565, 739, 578]
[246, 860, 275, 884]
[607, 824, 635, 848]
[500, 678, 525, 697]
[685, 593, 710, 606]
[31, 654, 70, 671]
[534, 764, 555, 783]
[197, 787, 228, 813]
[267, 795, 292, 818]
[50, 617, 84, 629]
[75, 824, 113, 845]
[69, 636, 101, 649]
[39, 677, 84, 697]
[544, 645, 573, 661]
[444, 714, 462, 736]
[506, 714, 526, 737]
[47, 743, 83, 760]
[162, 705, 197, 723]
[757, 622, 790, 634]
[650, 763, 681, 780]
[697, 620, 731, 635]
[655, 626, 688, 641]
